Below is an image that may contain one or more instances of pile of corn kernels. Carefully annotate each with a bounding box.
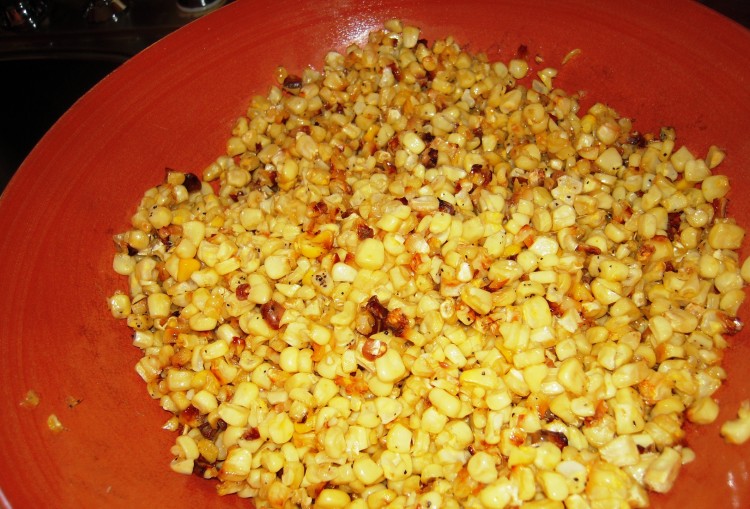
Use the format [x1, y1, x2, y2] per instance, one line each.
[108, 19, 750, 509]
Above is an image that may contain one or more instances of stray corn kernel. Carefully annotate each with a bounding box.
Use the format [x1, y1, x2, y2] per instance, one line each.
[20, 389, 40, 409]
[721, 400, 750, 445]
[47, 414, 65, 434]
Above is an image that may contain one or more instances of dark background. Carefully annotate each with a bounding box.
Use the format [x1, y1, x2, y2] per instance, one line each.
[0, 0, 748, 194]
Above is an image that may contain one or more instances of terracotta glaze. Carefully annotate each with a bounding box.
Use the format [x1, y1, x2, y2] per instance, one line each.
[0, 1, 748, 507]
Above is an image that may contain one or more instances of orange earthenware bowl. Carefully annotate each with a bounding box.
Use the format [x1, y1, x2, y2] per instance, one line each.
[1, 0, 748, 507]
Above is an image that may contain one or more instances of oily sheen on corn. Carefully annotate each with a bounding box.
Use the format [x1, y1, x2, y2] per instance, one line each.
[108, 20, 749, 509]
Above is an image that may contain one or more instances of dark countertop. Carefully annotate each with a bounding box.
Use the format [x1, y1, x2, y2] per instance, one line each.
[0, 0, 748, 194]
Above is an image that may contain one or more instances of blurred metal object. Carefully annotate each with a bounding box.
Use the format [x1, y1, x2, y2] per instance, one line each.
[84, 0, 129, 24]
[176, 0, 225, 14]
[1, 0, 49, 30]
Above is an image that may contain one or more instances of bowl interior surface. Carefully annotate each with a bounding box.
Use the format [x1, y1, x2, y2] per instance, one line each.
[1, 1, 749, 507]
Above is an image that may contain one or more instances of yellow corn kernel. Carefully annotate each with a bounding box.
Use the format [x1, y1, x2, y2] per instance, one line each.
[590, 278, 622, 305]
[189, 312, 217, 332]
[355, 238, 385, 270]
[232, 381, 260, 408]
[175, 434, 199, 461]
[708, 222, 745, 250]
[177, 258, 201, 282]
[460, 368, 499, 389]
[557, 357, 587, 396]
[147, 293, 171, 318]
[380, 450, 412, 481]
[47, 414, 65, 434]
[643, 447, 682, 493]
[267, 412, 294, 444]
[219, 447, 252, 481]
[701, 174, 730, 202]
[353, 456, 383, 485]
[217, 403, 249, 427]
[721, 400, 750, 445]
[467, 451, 498, 484]
[421, 406, 448, 434]
[612, 361, 650, 388]
[264, 255, 292, 280]
[402, 131, 426, 154]
[428, 388, 462, 418]
[461, 286, 493, 315]
[522, 295, 552, 328]
[375, 349, 406, 383]
[169, 457, 193, 475]
[385, 423, 413, 453]
[108, 292, 131, 318]
[479, 479, 513, 509]
[686, 396, 719, 424]
[112, 252, 136, 276]
[191, 389, 218, 413]
[538, 471, 569, 501]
